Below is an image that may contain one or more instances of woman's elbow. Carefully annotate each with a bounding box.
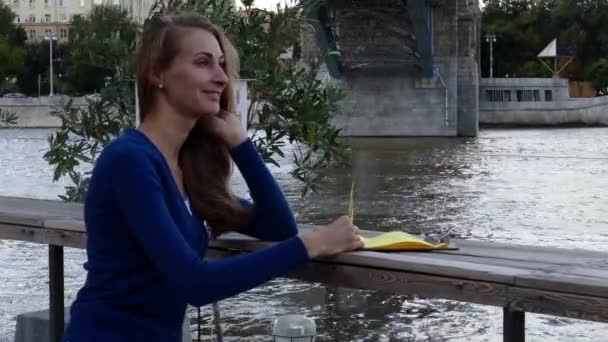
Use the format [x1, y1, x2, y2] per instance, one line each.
[187, 295, 213, 308]
[178, 281, 219, 307]
[285, 220, 299, 238]
[273, 218, 299, 240]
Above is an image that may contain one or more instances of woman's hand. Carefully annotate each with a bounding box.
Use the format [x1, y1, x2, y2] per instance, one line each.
[299, 216, 364, 258]
[203, 110, 247, 148]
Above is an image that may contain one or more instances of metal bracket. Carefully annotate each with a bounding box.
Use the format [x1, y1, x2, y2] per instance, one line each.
[305, 3, 344, 79]
[403, 0, 435, 78]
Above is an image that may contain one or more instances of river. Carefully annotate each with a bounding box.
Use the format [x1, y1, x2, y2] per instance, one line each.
[1, 127, 607, 341]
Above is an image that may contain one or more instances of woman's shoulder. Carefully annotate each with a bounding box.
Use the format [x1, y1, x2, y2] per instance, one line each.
[96, 128, 160, 170]
[85, 129, 166, 202]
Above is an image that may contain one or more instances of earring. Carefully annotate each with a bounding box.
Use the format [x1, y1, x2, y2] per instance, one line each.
[158, 83, 164, 89]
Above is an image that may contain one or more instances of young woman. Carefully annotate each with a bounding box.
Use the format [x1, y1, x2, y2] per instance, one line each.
[62, 12, 363, 341]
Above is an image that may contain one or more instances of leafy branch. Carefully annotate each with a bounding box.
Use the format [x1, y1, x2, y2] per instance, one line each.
[44, 0, 348, 202]
[0, 108, 17, 127]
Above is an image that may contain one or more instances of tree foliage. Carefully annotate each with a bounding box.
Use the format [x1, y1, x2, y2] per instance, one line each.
[0, 3, 26, 93]
[45, 0, 347, 202]
[0, 2, 26, 46]
[482, 0, 608, 86]
[16, 41, 69, 96]
[586, 59, 608, 95]
[64, 5, 138, 94]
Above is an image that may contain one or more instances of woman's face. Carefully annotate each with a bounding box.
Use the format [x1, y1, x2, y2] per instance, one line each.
[159, 28, 229, 119]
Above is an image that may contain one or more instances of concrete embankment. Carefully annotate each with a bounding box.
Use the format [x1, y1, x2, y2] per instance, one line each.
[0, 96, 88, 128]
[480, 96, 608, 126]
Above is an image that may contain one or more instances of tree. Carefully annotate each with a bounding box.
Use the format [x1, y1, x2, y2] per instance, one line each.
[0, 2, 26, 46]
[64, 5, 138, 94]
[481, 0, 608, 81]
[586, 59, 608, 95]
[16, 41, 68, 96]
[0, 37, 25, 93]
[0, 3, 25, 93]
[45, 0, 347, 202]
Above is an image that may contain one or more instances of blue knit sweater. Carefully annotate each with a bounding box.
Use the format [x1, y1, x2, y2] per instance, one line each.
[63, 128, 310, 341]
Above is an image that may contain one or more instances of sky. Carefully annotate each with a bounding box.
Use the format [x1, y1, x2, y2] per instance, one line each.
[236, 0, 298, 10]
[240, 0, 485, 10]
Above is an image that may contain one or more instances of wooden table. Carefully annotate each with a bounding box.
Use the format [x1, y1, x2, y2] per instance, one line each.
[1, 196, 608, 342]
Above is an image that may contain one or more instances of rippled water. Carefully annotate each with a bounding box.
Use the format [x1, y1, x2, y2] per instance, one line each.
[1, 127, 607, 341]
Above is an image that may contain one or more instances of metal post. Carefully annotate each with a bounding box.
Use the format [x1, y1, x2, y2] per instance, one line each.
[135, 78, 140, 126]
[503, 308, 525, 342]
[49, 245, 65, 342]
[49, 36, 54, 97]
[489, 39, 493, 78]
[485, 33, 496, 78]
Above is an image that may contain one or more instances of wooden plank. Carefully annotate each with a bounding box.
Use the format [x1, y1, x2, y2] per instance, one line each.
[44, 218, 86, 233]
[46, 228, 86, 249]
[209, 247, 608, 324]
[0, 223, 50, 245]
[324, 251, 526, 284]
[0, 211, 44, 227]
[515, 272, 608, 299]
[0, 197, 83, 226]
[212, 237, 608, 298]
[304, 225, 608, 270]
[209, 247, 608, 323]
[212, 237, 527, 285]
[414, 253, 608, 281]
[508, 287, 608, 323]
[206, 248, 509, 307]
[334, 226, 606, 267]
[289, 263, 509, 307]
[503, 308, 525, 342]
[440, 240, 608, 269]
[0, 196, 82, 217]
[3, 214, 608, 299]
[0, 223, 86, 248]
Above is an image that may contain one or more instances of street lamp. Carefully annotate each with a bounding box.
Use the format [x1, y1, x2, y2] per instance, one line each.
[44, 33, 58, 96]
[485, 33, 496, 78]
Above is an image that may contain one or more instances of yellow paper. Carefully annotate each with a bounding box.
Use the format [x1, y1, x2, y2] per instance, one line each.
[360, 231, 450, 251]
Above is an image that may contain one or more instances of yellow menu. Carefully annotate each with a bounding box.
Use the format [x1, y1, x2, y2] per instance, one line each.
[360, 231, 452, 251]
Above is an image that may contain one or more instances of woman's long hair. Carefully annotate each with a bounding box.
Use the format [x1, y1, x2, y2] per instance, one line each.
[137, 12, 251, 236]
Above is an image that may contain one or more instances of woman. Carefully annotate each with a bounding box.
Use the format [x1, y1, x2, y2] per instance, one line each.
[62, 12, 363, 342]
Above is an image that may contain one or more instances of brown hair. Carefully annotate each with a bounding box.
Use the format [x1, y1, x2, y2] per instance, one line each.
[137, 12, 251, 236]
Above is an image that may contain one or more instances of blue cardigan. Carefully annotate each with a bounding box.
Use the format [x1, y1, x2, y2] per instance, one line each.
[63, 128, 310, 341]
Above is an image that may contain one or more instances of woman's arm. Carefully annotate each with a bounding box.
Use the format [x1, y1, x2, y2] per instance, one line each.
[230, 139, 298, 241]
[108, 144, 310, 307]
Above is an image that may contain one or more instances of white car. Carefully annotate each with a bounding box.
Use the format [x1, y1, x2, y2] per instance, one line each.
[3, 93, 26, 98]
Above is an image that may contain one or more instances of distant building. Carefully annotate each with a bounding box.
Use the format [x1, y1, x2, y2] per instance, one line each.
[2, 0, 156, 43]
[118, 0, 155, 25]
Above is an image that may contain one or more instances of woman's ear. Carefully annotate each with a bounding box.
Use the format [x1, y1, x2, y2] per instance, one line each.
[148, 71, 164, 89]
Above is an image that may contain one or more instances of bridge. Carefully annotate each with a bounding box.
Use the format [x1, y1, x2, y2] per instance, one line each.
[305, 0, 481, 136]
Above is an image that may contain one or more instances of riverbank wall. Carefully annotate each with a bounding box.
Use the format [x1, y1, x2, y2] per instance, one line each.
[480, 96, 608, 126]
[0, 96, 88, 128]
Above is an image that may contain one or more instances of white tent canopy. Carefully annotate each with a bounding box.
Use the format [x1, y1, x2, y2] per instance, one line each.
[538, 38, 574, 58]
[537, 38, 575, 76]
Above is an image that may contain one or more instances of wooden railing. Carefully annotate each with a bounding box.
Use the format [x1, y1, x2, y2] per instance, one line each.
[1, 196, 608, 342]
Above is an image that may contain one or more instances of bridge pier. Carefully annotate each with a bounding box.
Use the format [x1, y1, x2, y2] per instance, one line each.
[333, 59, 458, 136]
[308, 0, 480, 137]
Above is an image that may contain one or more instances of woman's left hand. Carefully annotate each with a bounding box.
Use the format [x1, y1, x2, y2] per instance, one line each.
[204, 110, 248, 148]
